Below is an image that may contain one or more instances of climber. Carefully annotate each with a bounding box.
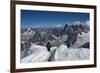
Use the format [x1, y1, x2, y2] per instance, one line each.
[46, 41, 52, 52]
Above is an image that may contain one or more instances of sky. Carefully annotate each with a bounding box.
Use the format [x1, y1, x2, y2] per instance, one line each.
[21, 10, 89, 28]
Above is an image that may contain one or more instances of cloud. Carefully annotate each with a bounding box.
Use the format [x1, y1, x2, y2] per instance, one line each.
[72, 21, 81, 25]
[70, 20, 90, 26]
[86, 20, 90, 26]
[56, 24, 62, 27]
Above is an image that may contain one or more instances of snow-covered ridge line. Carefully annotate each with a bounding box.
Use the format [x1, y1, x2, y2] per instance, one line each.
[21, 44, 89, 63]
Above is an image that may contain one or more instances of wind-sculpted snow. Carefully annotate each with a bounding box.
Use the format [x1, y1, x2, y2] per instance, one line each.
[54, 44, 89, 61]
[21, 44, 89, 63]
[54, 44, 69, 61]
[49, 47, 57, 61]
[21, 44, 50, 63]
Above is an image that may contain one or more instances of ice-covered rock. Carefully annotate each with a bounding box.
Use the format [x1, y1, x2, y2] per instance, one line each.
[81, 42, 90, 48]
[21, 44, 50, 63]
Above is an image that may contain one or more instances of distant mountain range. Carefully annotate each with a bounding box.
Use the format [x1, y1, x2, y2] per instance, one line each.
[21, 23, 90, 51]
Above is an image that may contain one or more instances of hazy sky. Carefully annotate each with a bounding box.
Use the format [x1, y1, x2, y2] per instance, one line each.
[21, 10, 89, 28]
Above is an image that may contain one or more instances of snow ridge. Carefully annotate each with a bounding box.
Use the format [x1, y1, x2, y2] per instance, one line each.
[21, 44, 89, 63]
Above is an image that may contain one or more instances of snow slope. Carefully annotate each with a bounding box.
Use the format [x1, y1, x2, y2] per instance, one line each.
[21, 44, 50, 63]
[55, 44, 89, 61]
[21, 44, 90, 63]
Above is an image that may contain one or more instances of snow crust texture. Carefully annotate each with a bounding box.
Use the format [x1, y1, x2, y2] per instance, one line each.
[21, 44, 89, 63]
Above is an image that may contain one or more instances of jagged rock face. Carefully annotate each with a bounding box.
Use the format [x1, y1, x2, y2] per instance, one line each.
[61, 24, 68, 35]
[53, 28, 62, 37]
[73, 31, 90, 48]
[28, 29, 57, 46]
[62, 24, 89, 48]
[21, 23, 89, 48]
[81, 42, 90, 48]
[29, 30, 42, 43]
